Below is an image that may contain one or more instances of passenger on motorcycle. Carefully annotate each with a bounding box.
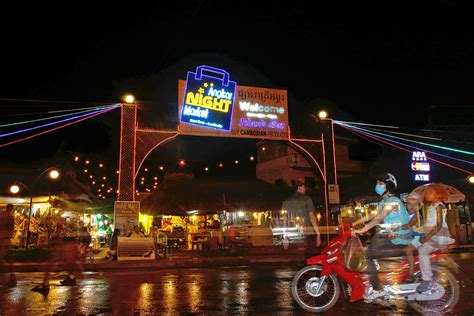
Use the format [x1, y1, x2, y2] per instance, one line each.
[393, 191, 425, 283]
[352, 173, 412, 299]
[412, 186, 455, 293]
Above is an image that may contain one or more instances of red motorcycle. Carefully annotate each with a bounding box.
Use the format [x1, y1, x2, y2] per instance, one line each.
[291, 225, 459, 313]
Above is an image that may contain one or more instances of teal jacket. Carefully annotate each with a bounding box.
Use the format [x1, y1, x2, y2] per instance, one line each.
[378, 196, 412, 245]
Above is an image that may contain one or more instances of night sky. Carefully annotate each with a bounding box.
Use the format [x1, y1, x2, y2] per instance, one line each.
[1, 1, 473, 191]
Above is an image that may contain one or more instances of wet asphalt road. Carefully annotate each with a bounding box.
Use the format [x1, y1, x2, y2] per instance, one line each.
[1, 253, 473, 315]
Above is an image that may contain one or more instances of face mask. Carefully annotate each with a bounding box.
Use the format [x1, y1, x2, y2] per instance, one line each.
[375, 184, 386, 196]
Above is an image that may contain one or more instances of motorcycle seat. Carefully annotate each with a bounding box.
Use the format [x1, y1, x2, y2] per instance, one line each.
[366, 246, 417, 259]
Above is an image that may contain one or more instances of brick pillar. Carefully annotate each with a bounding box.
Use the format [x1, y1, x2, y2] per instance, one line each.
[118, 103, 137, 201]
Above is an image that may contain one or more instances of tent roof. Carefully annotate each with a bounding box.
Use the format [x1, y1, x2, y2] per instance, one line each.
[140, 176, 293, 215]
[52, 197, 115, 214]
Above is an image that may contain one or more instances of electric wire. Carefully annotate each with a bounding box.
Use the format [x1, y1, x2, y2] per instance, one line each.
[0, 107, 119, 148]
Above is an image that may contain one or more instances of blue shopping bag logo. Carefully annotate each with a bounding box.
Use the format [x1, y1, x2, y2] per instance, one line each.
[180, 65, 237, 131]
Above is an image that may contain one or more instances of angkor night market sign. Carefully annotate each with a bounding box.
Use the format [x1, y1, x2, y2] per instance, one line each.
[178, 66, 289, 140]
[180, 65, 236, 131]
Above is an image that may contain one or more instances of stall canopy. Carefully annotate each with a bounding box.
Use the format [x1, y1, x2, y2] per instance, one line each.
[140, 175, 293, 215]
[52, 195, 114, 214]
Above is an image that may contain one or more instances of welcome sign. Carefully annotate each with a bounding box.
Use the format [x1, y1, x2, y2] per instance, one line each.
[180, 65, 237, 131]
[178, 66, 289, 140]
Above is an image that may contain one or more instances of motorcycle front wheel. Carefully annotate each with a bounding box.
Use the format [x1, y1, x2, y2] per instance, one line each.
[291, 265, 340, 312]
[409, 267, 459, 314]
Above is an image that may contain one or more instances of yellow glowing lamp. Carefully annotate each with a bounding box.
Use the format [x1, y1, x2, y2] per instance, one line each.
[468, 175, 474, 184]
[10, 185, 20, 194]
[318, 110, 328, 119]
[124, 94, 135, 104]
[49, 170, 60, 179]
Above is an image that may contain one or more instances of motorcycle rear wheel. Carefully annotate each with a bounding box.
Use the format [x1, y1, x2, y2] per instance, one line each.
[409, 267, 459, 313]
[291, 265, 340, 312]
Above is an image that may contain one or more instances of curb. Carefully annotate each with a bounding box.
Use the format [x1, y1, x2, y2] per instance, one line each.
[1, 255, 307, 273]
[2, 245, 473, 273]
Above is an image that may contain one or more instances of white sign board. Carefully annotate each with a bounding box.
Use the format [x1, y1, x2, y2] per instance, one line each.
[114, 201, 140, 236]
[117, 236, 156, 261]
[328, 184, 340, 204]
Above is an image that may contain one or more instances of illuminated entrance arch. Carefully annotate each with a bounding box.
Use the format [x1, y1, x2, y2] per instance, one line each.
[117, 102, 335, 227]
[117, 65, 338, 228]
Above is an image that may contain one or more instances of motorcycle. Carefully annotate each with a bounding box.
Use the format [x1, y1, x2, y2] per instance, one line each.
[291, 224, 459, 313]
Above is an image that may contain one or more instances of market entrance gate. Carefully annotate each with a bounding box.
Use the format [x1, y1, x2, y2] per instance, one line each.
[117, 66, 338, 227]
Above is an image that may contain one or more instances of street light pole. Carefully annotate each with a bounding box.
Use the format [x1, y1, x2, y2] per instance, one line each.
[24, 167, 59, 250]
[319, 113, 339, 224]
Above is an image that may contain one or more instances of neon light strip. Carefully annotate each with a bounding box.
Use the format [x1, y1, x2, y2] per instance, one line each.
[337, 122, 472, 170]
[134, 133, 179, 178]
[335, 120, 399, 129]
[336, 119, 474, 136]
[0, 105, 120, 139]
[340, 122, 474, 156]
[339, 123, 473, 166]
[352, 125, 442, 141]
[337, 123, 471, 173]
[0, 105, 116, 128]
[321, 131, 330, 242]
[342, 123, 474, 146]
[288, 132, 325, 181]
[117, 106, 125, 200]
[118, 104, 138, 201]
[339, 122, 474, 163]
[290, 138, 323, 143]
[0, 97, 116, 104]
[136, 129, 179, 133]
[0, 107, 118, 148]
[330, 119, 338, 184]
[336, 123, 472, 174]
[132, 105, 137, 201]
[47, 104, 120, 113]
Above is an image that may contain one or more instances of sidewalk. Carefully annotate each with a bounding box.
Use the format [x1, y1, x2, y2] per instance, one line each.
[2, 243, 473, 273]
[1, 245, 307, 273]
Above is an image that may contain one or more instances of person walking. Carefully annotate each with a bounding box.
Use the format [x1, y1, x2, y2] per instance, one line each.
[17, 213, 29, 248]
[281, 178, 321, 256]
[78, 226, 92, 261]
